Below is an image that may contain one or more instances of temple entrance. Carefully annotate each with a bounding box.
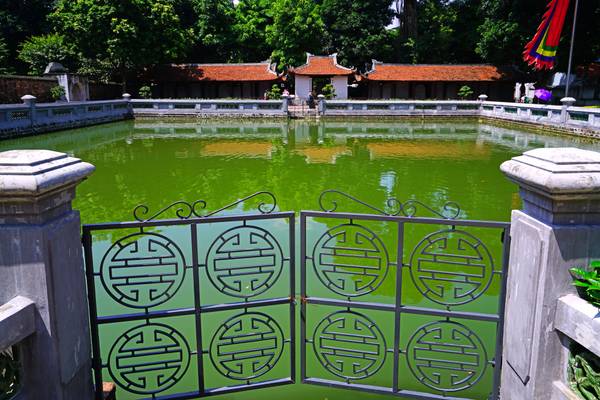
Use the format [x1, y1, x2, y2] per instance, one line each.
[312, 76, 331, 95]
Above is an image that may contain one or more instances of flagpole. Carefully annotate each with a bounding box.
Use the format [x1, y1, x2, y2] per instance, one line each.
[564, 0, 579, 98]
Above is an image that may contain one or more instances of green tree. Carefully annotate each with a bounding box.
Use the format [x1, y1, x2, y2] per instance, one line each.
[233, 0, 273, 62]
[190, 0, 237, 62]
[267, 0, 325, 68]
[0, 0, 54, 73]
[320, 0, 394, 69]
[18, 33, 76, 75]
[52, 0, 193, 84]
[0, 36, 10, 74]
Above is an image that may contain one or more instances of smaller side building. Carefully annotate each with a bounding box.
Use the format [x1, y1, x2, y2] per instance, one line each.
[290, 54, 355, 99]
[364, 61, 515, 101]
[144, 62, 281, 99]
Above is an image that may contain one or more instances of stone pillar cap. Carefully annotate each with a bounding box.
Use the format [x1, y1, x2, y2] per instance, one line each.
[0, 150, 95, 197]
[501, 147, 600, 195]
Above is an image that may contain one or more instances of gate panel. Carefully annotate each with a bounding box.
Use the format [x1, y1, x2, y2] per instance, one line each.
[83, 194, 295, 400]
[300, 192, 510, 400]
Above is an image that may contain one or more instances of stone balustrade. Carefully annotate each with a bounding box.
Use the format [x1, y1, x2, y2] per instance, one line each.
[130, 98, 287, 117]
[0, 95, 132, 139]
[1, 95, 599, 138]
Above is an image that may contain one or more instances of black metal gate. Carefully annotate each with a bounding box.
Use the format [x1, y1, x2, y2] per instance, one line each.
[83, 191, 510, 400]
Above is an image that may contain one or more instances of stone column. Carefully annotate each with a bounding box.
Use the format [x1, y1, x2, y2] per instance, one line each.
[21, 95, 37, 127]
[499, 147, 600, 400]
[0, 150, 95, 400]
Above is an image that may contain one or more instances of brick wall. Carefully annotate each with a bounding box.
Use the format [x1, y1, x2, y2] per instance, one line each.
[0, 75, 57, 104]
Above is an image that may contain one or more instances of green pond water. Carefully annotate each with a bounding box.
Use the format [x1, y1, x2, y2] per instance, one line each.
[2, 119, 599, 400]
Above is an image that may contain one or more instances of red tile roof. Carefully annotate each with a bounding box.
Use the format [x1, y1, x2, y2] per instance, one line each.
[291, 54, 354, 76]
[154, 62, 280, 82]
[365, 61, 511, 82]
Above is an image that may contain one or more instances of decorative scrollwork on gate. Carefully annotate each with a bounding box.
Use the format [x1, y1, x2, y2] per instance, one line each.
[108, 323, 191, 395]
[318, 189, 461, 219]
[210, 311, 285, 380]
[406, 321, 488, 392]
[408, 229, 494, 306]
[205, 225, 284, 298]
[133, 191, 277, 221]
[313, 311, 387, 380]
[312, 223, 389, 297]
[100, 232, 187, 308]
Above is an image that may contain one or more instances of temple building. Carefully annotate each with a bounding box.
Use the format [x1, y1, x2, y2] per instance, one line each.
[143, 61, 281, 99]
[289, 54, 355, 99]
[362, 60, 515, 101]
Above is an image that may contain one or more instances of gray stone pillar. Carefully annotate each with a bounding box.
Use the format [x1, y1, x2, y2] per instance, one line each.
[0, 150, 95, 400]
[499, 147, 600, 400]
[21, 95, 37, 127]
[560, 97, 576, 124]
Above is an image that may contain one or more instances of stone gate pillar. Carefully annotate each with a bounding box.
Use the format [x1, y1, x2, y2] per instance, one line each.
[0, 150, 95, 399]
[499, 147, 600, 400]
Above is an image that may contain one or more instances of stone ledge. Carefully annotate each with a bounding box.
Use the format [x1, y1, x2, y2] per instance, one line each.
[0, 150, 95, 197]
[0, 296, 36, 350]
[552, 381, 580, 400]
[501, 147, 600, 195]
[554, 294, 600, 357]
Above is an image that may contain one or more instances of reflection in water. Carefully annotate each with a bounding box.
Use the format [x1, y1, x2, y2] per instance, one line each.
[2, 118, 599, 400]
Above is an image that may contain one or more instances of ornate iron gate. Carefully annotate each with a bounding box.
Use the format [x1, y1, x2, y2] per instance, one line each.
[83, 193, 296, 400]
[300, 191, 510, 400]
[83, 191, 510, 400]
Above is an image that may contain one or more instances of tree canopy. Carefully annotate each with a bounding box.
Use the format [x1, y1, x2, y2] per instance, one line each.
[0, 0, 597, 82]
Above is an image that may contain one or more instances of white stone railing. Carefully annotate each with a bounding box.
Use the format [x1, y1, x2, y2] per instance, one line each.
[131, 99, 287, 117]
[320, 99, 482, 116]
[0, 96, 132, 138]
[315, 99, 600, 135]
[480, 101, 600, 132]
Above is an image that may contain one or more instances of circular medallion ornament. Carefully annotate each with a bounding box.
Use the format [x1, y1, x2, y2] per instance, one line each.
[313, 311, 386, 380]
[100, 232, 186, 309]
[108, 323, 190, 395]
[409, 230, 494, 305]
[206, 226, 284, 298]
[406, 321, 488, 392]
[312, 224, 389, 297]
[210, 312, 284, 380]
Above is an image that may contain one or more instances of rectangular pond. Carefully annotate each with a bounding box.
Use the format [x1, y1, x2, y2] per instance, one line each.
[2, 119, 599, 400]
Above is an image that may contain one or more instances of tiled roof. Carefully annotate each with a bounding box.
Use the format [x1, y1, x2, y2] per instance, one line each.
[291, 54, 354, 76]
[365, 61, 511, 82]
[153, 62, 280, 82]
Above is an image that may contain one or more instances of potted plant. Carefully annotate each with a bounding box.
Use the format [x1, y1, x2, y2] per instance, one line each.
[570, 261, 600, 308]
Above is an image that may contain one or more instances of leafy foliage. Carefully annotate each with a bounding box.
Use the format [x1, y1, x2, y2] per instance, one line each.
[457, 85, 474, 100]
[138, 85, 153, 99]
[190, 0, 237, 62]
[0, 348, 20, 400]
[569, 344, 600, 400]
[320, 0, 393, 68]
[0, 36, 10, 74]
[0, 0, 599, 77]
[265, 84, 281, 100]
[50, 85, 66, 101]
[233, 0, 273, 62]
[570, 261, 600, 307]
[18, 33, 75, 75]
[51, 0, 193, 83]
[321, 83, 336, 99]
[266, 0, 325, 68]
